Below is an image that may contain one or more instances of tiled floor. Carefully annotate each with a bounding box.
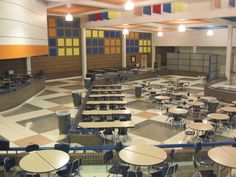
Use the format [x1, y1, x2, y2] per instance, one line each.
[0, 75, 235, 176]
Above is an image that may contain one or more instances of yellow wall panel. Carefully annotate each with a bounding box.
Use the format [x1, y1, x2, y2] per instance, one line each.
[116, 39, 121, 46]
[147, 47, 151, 53]
[58, 48, 65, 56]
[147, 40, 151, 46]
[139, 47, 143, 53]
[86, 30, 91, 37]
[143, 47, 147, 53]
[73, 48, 80, 55]
[139, 40, 143, 46]
[92, 30, 98, 37]
[143, 40, 147, 46]
[73, 39, 79, 46]
[105, 47, 110, 54]
[110, 39, 115, 46]
[105, 39, 110, 46]
[58, 38, 64, 47]
[99, 31, 104, 38]
[66, 48, 73, 56]
[66, 39, 72, 46]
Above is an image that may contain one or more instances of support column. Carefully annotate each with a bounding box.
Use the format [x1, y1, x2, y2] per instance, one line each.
[193, 46, 197, 53]
[122, 33, 127, 68]
[81, 28, 87, 79]
[225, 25, 233, 81]
[151, 32, 156, 70]
[26, 57, 31, 74]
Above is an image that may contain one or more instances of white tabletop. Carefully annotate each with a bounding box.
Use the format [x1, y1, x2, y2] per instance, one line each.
[208, 146, 236, 168]
[169, 108, 188, 115]
[78, 120, 135, 129]
[201, 96, 217, 101]
[119, 145, 167, 166]
[221, 106, 236, 113]
[19, 150, 69, 173]
[82, 109, 131, 116]
[187, 101, 204, 106]
[155, 96, 170, 100]
[187, 122, 213, 131]
[207, 113, 229, 120]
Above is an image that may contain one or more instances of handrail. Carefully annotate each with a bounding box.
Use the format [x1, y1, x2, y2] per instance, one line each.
[3, 141, 235, 152]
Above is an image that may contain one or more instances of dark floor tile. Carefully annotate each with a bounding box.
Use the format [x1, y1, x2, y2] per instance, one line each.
[179, 78, 199, 81]
[37, 90, 58, 96]
[17, 113, 58, 133]
[61, 85, 84, 90]
[46, 95, 72, 105]
[130, 120, 180, 142]
[188, 89, 202, 94]
[2, 104, 42, 117]
[124, 88, 134, 94]
[46, 81, 67, 86]
[127, 100, 155, 110]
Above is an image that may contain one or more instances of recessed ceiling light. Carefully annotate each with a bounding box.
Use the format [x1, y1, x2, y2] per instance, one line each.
[157, 31, 164, 37]
[124, 0, 134, 10]
[178, 24, 186, 32]
[65, 13, 73, 21]
[123, 24, 128, 26]
[207, 29, 214, 36]
[123, 28, 129, 35]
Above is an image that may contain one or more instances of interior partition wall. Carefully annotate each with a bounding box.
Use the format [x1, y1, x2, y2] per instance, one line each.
[166, 52, 225, 80]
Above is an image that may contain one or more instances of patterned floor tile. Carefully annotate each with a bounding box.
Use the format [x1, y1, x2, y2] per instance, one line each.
[46, 95, 73, 105]
[127, 100, 155, 110]
[1, 104, 42, 117]
[60, 84, 84, 90]
[37, 90, 58, 96]
[13, 134, 53, 146]
[135, 111, 158, 119]
[47, 106, 72, 112]
[46, 81, 67, 86]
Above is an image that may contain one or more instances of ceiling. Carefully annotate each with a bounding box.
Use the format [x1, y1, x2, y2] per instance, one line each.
[45, 0, 236, 32]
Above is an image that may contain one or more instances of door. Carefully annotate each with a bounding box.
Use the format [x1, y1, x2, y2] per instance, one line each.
[140, 54, 148, 69]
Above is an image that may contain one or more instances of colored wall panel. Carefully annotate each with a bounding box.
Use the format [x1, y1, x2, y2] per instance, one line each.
[163, 3, 171, 13]
[92, 30, 98, 37]
[134, 7, 143, 16]
[110, 39, 115, 46]
[116, 47, 121, 54]
[110, 47, 116, 54]
[48, 17, 56, 27]
[86, 30, 92, 37]
[49, 38, 56, 46]
[116, 39, 121, 46]
[105, 47, 110, 54]
[58, 38, 64, 46]
[58, 48, 65, 56]
[153, 5, 161, 14]
[229, 0, 235, 7]
[99, 31, 104, 38]
[73, 39, 79, 46]
[105, 39, 110, 46]
[49, 28, 56, 37]
[143, 6, 152, 15]
[73, 48, 79, 55]
[66, 39, 72, 46]
[66, 48, 73, 56]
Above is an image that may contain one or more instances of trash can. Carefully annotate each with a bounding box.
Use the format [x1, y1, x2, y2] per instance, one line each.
[56, 110, 71, 134]
[86, 73, 96, 82]
[84, 78, 91, 89]
[135, 86, 142, 97]
[72, 90, 82, 108]
[207, 100, 219, 113]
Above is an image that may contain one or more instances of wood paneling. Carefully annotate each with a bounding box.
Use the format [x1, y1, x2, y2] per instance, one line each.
[87, 55, 122, 70]
[31, 56, 82, 79]
[0, 58, 26, 75]
[126, 53, 152, 68]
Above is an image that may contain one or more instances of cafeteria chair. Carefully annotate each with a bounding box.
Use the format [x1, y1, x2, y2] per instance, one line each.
[118, 128, 128, 142]
[56, 159, 81, 177]
[54, 143, 70, 153]
[122, 170, 143, 177]
[25, 144, 39, 153]
[104, 150, 129, 177]
[192, 156, 216, 177]
[0, 139, 10, 153]
[151, 164, 178, 177]
[3, 157, 15, 177]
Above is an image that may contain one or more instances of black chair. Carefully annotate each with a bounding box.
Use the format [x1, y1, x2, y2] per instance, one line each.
[0, 139, 10, 152]
[151, 164, 178, 177]
[57, 159, 81, 177]
[25, 144, 39, 152]
[192, 156, 216, 177]
[25, 173, 40, 177]
[118, 128, 128, 142]
[104, 151, 129, 177]
[54, 143, 70, 153]
[122, 170, 143, 177]
[3, 157, 15, 176]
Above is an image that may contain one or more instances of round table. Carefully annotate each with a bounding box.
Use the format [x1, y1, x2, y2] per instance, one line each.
[208, 146, 236, 177]
[19, 150, 69, 173]
[221, 106, 236, 113]
[187, 101, 204, 107]
[172, 92, 186, 96]
[155, 96, 170, 101]
[201, 96, 217, 101]
[169, 108, 188, 115]
[119, 145, 167, 166]
[187, 122, 213, 132]
[207, 113, 229, 120]
[232, 101, 236, 105]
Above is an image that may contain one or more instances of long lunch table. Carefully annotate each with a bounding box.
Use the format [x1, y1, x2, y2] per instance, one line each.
[78, 120, 135, 129]
[82, 109, 131, 116]
[92, 85, 122, 89]
[86, 100, 127, 105]
[91, 89, 124, 93]
[89, 94, 125, 98]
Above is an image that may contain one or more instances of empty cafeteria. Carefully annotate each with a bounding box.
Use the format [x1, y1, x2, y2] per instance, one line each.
[1, 0, 236, 176]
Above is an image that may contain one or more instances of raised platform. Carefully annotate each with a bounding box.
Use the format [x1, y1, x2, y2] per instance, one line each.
[0, 78, 45, 112]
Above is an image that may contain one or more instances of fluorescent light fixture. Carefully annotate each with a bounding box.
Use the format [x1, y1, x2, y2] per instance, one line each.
[124, 0, 134, 10]
[207, 29, 214, 36]
[65, 13, 73, 21]
[178, 24, 186, 32]
[123, 28, 129, 35]
[157, 31, 164, 37]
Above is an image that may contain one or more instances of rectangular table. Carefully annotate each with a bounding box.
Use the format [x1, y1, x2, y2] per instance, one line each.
[86, 100, 127, 105]
[92, 85, 122, 89]
[82, 109, 131, 116]
[78, 121, 135, 129]
[89, 94, 125, 98]
[91, 89, 124, 93]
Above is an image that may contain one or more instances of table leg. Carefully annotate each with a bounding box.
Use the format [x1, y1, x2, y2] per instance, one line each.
[217, 164, 221, 177]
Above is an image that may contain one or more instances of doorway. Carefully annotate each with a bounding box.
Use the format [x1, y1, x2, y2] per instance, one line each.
[140, 54, 148, 69]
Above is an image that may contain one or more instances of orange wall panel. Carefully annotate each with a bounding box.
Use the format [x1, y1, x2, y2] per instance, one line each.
[0, 45, 48, 60]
